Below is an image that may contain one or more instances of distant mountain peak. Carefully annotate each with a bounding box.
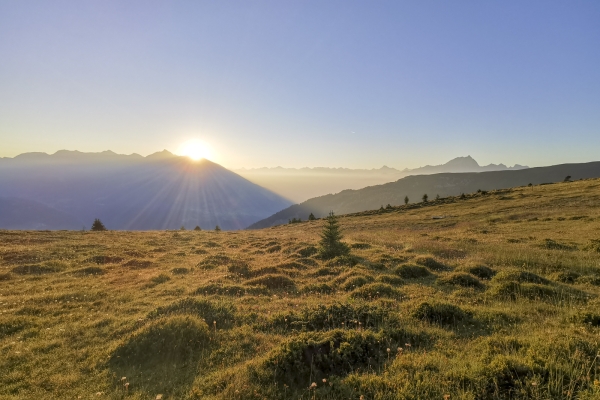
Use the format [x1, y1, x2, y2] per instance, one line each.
[444, 155, 480, 168]
[146, 149, 176, 159]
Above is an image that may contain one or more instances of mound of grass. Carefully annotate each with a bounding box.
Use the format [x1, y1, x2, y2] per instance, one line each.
[11, 264, 62, 275]
[171, 267, 190, 275]
[438, 272, 484, 289]
[541, 239, 576, 251]
[350, 283, 402, 299]
[112, 315, 210, 366]
[85, 255, 124, 264]
[244, 274, 295, 289]
[267, 303, 396, 333]
[227, 261, 251, 277]
[492, 269, 550, 285]
[583, 239, 600, 252]
[194, 283, 270, 296]
[110, 316, 210, 396]
[377, 274, 404, 285]
[313, 267, 340, 276]
[342, 275, 373, 291]
[297, 245, 318, 257]
[459, 264, 496, 279]
[552, 270, 580, 284]
[350, 243, 372, 249]
[259, 329, 407, 390]
[571, 311, 600, 327]
[488, 282, 586, 302]
[414, 256, 449, 271]
[394, 264, 431, 279]
[411, 302, 471, 325]
[196, 254, 232, 269]
[277, 261, 307, 270]
[0, 272, 12, 281]
[324, 254, 359, 267]
[122, 259, 153, 269]
[148, 298, 236, 328]
[300, 283, 334, 294]
[72, 266, 104, 275]
[577, 275, 600, 286]
[149, 273, 171, 285]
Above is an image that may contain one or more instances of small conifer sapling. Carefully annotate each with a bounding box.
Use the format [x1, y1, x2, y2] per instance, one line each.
[90, 218, 107, 231]
[404, 196, 409, 205]
[318, 211, 350, 260]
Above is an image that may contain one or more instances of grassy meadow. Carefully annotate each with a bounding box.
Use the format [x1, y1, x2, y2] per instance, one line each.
[1, 179, 600, 399]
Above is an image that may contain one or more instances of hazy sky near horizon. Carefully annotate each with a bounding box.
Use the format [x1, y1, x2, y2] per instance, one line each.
[1, 1, 599, 169]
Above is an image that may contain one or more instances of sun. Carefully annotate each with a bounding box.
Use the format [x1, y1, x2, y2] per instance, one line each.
[177, 139, 213, 161]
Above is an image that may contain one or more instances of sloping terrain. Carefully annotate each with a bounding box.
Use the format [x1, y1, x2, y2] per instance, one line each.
[0, 179, 599, 399]
[249, 160, 600, 228]
[0, 151, 292, 230]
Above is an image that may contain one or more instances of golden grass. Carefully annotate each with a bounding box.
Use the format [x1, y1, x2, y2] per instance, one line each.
[0, 179, 599, 399]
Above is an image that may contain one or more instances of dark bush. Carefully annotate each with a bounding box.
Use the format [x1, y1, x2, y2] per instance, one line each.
[11, 264, 61, 275]
[150, 273, 171, 285]
[85, 255, 124, 264]
[171, 267, 190, 275]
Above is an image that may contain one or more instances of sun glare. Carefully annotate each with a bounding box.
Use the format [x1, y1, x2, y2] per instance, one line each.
[177, 139, 213, 161]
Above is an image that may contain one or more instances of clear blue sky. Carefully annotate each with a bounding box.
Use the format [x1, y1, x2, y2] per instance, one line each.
[1, 1, 599, 169]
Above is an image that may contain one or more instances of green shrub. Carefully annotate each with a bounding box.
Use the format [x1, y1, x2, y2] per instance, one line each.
[438, 272, 484, 289]
[414, 256, 449, 271]
[412, 302, 471, 325]
[350, 283, 402, 299]
[148, 298, 236, 328]
[394, 264, 431, 279]
[111, 315, 209, 367]
[318, 212, 350, 260]
[244, 274, 295, 289]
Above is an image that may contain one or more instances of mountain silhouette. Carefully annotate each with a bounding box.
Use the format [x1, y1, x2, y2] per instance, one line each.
[247, 161, 600, 229]
[0, 150, 292, 230]
[236, 156, 528, 202]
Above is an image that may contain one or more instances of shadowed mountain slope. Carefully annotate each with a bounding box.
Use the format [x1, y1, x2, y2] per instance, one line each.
[0, 151, 292, 230]
[0, 197, 84, 230]
[248, 161, 600, 229]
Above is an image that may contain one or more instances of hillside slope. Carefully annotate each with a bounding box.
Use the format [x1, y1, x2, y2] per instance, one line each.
[249, 160, 600, 228]
[0, 179, 599, 399]
[0, 150, 292, 230]
[0, 197, 84, 230]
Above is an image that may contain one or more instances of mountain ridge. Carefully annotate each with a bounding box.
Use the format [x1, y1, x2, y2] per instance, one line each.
[247, 160, 600, 229]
